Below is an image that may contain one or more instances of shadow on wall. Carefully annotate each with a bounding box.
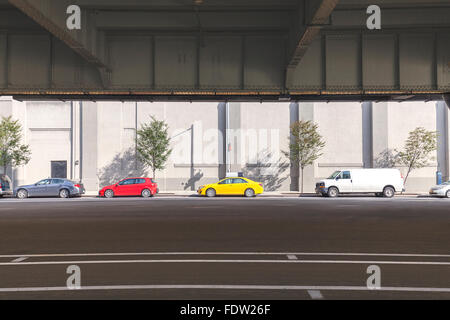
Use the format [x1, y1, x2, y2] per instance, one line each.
[97, 147, 148, 188]
[374, 149, 399, 168]
[183, 169, 204, 191]
[242, 150, 289, 191]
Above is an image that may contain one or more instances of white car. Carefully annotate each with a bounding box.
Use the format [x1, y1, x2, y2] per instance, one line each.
[429, 182, 450, 198]
[315, 168, 405, 198]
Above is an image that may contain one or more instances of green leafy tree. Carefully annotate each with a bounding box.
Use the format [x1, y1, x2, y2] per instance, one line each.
[136, 116, 172, 179]
[0, 116, 31, 176]
[284, 120, 325, 194]
[397, 127, 438, 187]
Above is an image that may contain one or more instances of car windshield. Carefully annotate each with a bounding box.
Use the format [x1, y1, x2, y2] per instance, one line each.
[327, 171, 341, 179]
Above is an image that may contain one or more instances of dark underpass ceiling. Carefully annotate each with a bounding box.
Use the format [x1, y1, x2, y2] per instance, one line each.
[0, 0, 449, 101]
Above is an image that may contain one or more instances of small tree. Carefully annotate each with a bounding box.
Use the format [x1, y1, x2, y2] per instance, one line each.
[136, 116, 172, 179]
[397, 127, 437, 187]
[284, 120, 325, 194]
[0, 116, 31, 176]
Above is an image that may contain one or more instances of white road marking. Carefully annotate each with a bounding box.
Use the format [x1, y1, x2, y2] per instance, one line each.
[287, 255, 298, 260]
[1, 251, 449, 258]
[1, 259, 450, 266]
[11, 257, 28, 263]
[0, 196, 445, 203]
[0, 284, 449, 293]
[307, 290, 324, 299]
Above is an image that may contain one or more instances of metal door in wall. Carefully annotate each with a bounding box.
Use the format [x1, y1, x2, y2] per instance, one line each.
[51, 161, 67, 179]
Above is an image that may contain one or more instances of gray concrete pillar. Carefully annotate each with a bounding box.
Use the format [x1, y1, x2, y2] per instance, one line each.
[362, 102, 373, 168]
[289, 102, 299, 191]
[298, 102, 315, 193]
[225, 102, 241, 173]
[0, 97, 13, 177]
[80, 101, 98, 192]
[217, 102, 226, 179]
[0, 97, 27, 187]
[436, 101, 449, 181]
[371, 102, 390, 167]
[444, 94, 450, 110]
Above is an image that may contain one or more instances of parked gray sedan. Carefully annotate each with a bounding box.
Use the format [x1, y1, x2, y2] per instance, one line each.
[429, 181, 450, 198]
[14, 179, 85, 199]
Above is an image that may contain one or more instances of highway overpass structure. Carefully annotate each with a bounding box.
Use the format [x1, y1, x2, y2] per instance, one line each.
[0, 0, 448, 102]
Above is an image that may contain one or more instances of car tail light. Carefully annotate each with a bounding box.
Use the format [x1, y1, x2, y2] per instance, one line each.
[259, 184, 263, 187]
[74, 184, 81, 188]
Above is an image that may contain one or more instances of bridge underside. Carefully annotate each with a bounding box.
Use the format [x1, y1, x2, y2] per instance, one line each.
[0, 0, 449, 101]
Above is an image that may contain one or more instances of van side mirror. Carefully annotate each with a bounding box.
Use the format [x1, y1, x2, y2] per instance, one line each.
[336, 176, 340, 180]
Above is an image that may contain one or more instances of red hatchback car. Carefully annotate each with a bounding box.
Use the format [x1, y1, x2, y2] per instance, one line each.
[99, 178, 158, 198]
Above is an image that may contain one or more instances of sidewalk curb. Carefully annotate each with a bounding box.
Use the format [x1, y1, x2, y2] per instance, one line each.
[82, 192, 428, 198]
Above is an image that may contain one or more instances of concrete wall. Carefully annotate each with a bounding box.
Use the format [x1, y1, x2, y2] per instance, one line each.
[315, 102, 364, 192]
[97, 101, 222, 191]
[0, 97, 448, 194]
[239, 102, 291, 191]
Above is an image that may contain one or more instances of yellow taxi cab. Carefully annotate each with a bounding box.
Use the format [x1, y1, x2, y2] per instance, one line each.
[197, 177, 264, 197]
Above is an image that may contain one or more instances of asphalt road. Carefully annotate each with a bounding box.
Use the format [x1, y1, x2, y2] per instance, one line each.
[0, 196, 449, 299]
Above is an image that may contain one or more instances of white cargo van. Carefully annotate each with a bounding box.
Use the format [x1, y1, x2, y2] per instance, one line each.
[315, 169, 405, 198]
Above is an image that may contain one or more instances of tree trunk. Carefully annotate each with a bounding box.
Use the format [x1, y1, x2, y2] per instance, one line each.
[152, 169, 156, 180]
[403, 166, 412, 193]
[300, 167, 304, 195]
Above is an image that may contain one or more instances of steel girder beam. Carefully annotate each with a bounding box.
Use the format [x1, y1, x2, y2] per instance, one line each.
[7, 0, 111, 87]
[286, 0, 339, 88]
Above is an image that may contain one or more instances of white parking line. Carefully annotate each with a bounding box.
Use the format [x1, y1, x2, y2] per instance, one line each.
[1, 251, 449, 258]
[1, 259, 450, 266]
[0, 284, 449, 293]
[287, 255, 298, 260]
[11, 257, 28, 263]
[307, 290, 324, 299]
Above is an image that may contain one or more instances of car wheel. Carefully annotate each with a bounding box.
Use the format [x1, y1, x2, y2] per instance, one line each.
[17, 189, 28, 199]
[327, 187, 339, 198]
[206, 188, 216, 198]
[244, 188, 255, 198]
[104, 189, 114, 198]
[141, 189, 152, 198]
[59, 189, 70, 198]
[383, 186, 395, 198]
[446, 190, 450, 198]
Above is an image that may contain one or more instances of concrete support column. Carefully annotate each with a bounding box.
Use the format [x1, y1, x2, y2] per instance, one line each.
[436, 101, 449, 181]
[444, 95, 450, 110]
[225, 102, 241, 173]
[71, 101, 81, 182]
[371, 102, 389, 166]
[289, 102, 299, 191]
[0, 96, 27, 187]
[0, 97, 14, 178]
[217, 102, 226, 179]
[362, 102, 373, 168]
[80, 101, 98, 192]
[11, 99, 27, 188]
[298, 102, 315, 193]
